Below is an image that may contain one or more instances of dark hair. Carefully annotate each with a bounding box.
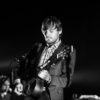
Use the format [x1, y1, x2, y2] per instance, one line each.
[41, 16, 62, 32]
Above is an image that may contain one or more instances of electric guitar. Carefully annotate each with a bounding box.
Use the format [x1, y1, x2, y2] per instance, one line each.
[15, 45, 71, 96]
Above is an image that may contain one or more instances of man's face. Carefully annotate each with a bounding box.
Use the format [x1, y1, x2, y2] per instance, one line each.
[43, 26, 61, 44]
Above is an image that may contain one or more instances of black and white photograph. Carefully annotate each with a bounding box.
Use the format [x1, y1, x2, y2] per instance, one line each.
[0, 2, 100, 100]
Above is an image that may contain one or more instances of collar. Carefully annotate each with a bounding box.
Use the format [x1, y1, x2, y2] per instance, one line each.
[46, 39, 61, 49]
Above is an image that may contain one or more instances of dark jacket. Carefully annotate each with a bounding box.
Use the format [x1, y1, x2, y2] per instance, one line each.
[12, 42, 76, 100]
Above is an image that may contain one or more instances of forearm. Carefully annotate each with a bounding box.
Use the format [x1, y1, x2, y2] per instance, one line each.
[67, 47, 76, 86]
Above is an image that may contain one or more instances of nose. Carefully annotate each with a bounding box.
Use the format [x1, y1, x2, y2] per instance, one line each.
[46, 30, 51, 37]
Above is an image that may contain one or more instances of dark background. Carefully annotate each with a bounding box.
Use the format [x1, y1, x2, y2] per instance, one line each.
[0, 2, 100, 97]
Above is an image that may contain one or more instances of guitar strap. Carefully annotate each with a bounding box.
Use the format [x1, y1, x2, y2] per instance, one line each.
[43, 43, 69, 70]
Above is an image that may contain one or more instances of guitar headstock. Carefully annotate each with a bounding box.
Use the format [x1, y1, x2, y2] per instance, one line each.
[57, 46, 71, 59]
[57, 49, 66, 59]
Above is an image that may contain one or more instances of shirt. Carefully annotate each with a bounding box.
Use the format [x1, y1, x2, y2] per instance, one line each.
[38, 40, 61, 68]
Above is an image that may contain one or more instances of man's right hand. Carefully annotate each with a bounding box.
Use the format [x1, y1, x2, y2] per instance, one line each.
[14, 78, 23, 96]
[38, 70, 51, 83]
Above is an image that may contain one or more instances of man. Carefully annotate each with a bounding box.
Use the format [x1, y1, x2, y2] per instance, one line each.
[12, 16, 76, 100]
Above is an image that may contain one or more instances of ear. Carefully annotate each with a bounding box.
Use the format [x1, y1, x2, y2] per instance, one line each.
[42, 31, 46, 39]
[41, 29, 45, 36]
[58, 30, 62, 35]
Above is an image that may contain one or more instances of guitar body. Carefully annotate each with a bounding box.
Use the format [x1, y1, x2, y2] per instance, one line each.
[23, 45, 69, 96]
[23, 77, 46, 96]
